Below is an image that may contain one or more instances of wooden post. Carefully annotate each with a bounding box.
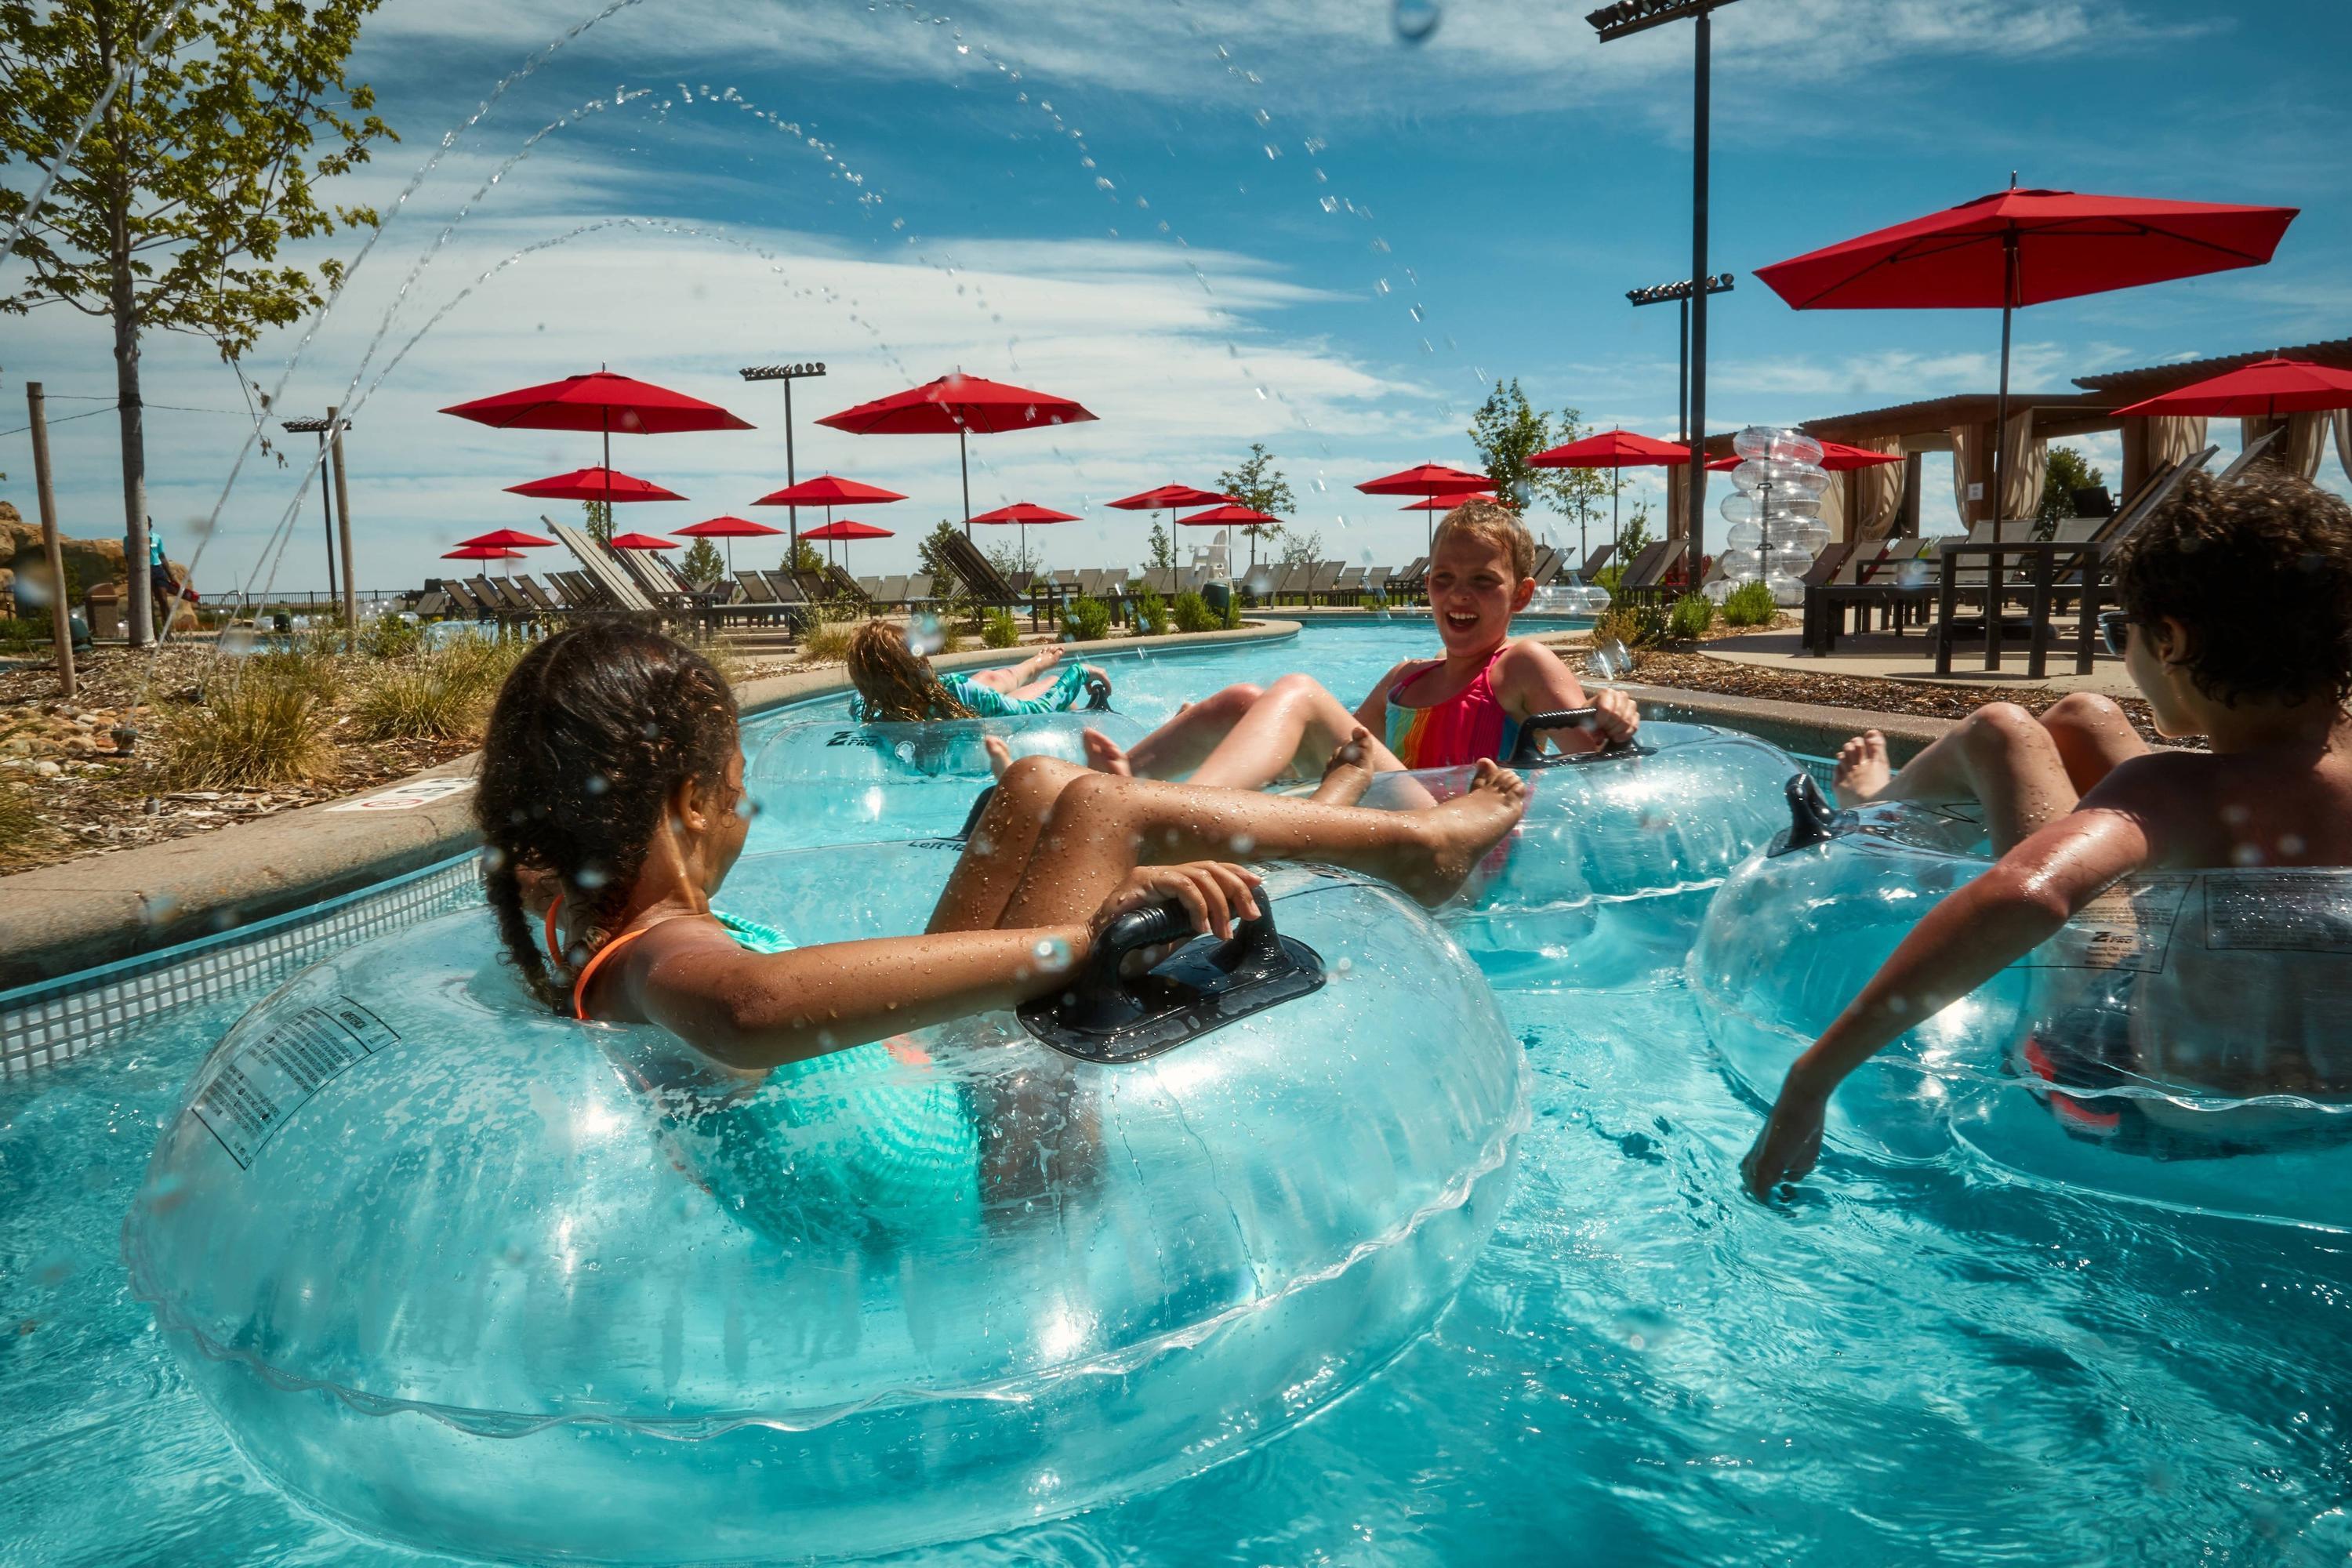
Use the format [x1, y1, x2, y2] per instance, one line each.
[328, 405, 357, 648]
[24, 383, 77, 698]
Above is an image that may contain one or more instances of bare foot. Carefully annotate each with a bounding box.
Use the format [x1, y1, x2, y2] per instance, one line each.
[1831, 729, 1892, 808]
[1308, 725, 1375, 807]
[983, 735, 1015, 781]
[1394, 758, 1529, 906]
[1080, 727, 1134, 777]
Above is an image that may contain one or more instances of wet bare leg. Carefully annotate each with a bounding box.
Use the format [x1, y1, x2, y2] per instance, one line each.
[1090, 684, 1264, 778]
[982, 735, 1014, 780]
[927, 754, 1090, 933]
[1837, 703, 2089, 853]
[1831, 730, 1893, 807]
[1184, 673, 1410, 789]
[993, 759, 1529, 927]
[2040, 691, 2147, 794]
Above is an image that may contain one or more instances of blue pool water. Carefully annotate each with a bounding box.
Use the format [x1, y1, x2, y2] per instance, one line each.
[5, 622, 2349, 1565]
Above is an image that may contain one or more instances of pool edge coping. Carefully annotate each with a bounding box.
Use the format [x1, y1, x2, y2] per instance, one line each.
[0, 619, 1301, 989]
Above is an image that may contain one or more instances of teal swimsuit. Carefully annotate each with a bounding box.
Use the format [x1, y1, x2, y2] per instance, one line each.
[848, 659, 1088, 721]
[671, 913, 982, 1244]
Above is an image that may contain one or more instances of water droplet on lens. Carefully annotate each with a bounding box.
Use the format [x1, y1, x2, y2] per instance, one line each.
[1394, 0, 1441, 43]
[1033, 935, 1073, 974]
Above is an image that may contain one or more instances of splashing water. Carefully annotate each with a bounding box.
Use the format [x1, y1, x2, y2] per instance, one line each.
[1394, 0, 1443, 43]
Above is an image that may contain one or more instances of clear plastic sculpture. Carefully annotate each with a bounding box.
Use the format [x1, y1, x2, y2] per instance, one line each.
[1719, 426, 1831, 606]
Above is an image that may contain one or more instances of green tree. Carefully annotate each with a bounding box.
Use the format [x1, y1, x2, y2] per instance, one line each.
[677, 537, 725, 586]
[1146, 521, 1174, 571]
[1216, 441, 1296, 573]
[1, 0, 396, 645]
[1272, 525, 1323, 568]
[1466, 382, 1618, 556]
[1616, 501, 1653, 561]
[2037, 445, 2107, 530]
[583, 499, 613, 546]
[788, 536, 823, 575]
[917, 519, 975, 619]
[984, 535, 1038, 579]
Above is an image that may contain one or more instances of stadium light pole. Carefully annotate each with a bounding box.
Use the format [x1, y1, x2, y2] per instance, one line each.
[1590, 0, 1740, 575]
[1628, 274, 1734, 450]
[739, 362, 827, 567]
[281, 415, 348, 614]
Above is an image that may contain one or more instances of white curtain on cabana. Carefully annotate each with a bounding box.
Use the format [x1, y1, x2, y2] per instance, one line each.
[2147, 415, 2209, 470]
[2337, 410, 2352, 481]
[1949, 424, 1976, 524]
[1849, 435, 1904, 540]
[2000, 410, 2045, 524]
[2244, 412, 2330, 479]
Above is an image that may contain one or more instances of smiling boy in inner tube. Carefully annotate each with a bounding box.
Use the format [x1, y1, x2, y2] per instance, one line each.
[1744, 469, 2352, 1197]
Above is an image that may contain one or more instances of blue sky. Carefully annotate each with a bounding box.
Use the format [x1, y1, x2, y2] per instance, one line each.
[6, 0, 2347, 595]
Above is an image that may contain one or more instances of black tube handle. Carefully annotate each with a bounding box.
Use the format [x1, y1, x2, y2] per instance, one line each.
[1775, 771, 1839, 855]
[1083, 671, 1114, 711]
[1512, 706, 1635, 764]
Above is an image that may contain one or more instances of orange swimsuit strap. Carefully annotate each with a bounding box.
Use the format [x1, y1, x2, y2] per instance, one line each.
[545, 891, 650, 1022]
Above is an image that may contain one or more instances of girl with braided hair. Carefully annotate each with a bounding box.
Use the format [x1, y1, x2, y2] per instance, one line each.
[845, 618, 1105, 722]
[475, 621, 1528, 1072]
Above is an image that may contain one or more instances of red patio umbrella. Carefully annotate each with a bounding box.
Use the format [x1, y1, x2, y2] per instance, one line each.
[752, 473, 907, 563]
[673, 514, 783, 573]
[1356, 463, 1494, 550]
[801, 517, 895, 572]
[1704, 439, 1905, 471]
[506, 467, 687, 504]
[1400, 492, 1499, 510]
[1755, 186, 2298, 543]
[443, 368, 750, 523]
[817, 374, 1098, 537]
[607, 532, 677, 551]
[969, 501, 1081, 565]
[442, 543, 525, 579]
[1178, 503, 1283, 575]
[1109, 483, 1233, 550]
[2113, 357, 2352, 420]
[1530, 430, 1692, 562]
[456, 527, 556, 550]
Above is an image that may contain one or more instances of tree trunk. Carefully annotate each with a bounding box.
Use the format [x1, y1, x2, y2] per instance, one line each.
[99, 13, 152, 647]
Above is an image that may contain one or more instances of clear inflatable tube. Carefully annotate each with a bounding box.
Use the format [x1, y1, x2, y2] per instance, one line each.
[1690, 779, 2352, 1229]
[1355, 718, 1801, 987]
[743, 706, 1149, 845]
[126, 863, 1526, 1563]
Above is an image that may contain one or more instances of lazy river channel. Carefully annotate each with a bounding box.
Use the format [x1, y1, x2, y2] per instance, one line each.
[4, 622, 2347, 1565]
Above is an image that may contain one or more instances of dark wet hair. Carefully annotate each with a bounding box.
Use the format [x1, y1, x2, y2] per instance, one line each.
[474, 622, 739, 1012]
[845, 619, 974, 721]
[2114, 468, 2352, 707]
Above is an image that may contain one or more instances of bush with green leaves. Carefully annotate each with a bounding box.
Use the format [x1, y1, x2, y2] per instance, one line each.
[1592, 601, 1668, 652]
[1130, 587, 1169, 637]
[157, 661, 338, 790]
[1061, 595, 1112, 644]
[1666, 593, 1714, 641]
[359, 614, 426, 659]
[1719, 579, 1779, 627]
[1172, 591, 1218, 633]
[982, 608, 1022, 648]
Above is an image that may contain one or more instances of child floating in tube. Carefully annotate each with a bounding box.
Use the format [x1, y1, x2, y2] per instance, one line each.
[846, 619, 1106, 720]
[1058, 499, 1639, 796]
[1744, 469, 2352, 1197]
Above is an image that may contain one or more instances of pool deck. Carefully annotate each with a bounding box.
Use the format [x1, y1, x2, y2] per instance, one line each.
[1697, 627, 2140, 699]
[0, 616, 1954, 990]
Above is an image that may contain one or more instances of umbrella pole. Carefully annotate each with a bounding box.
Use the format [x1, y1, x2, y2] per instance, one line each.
[1991, 230, 2017, 556]
[960, 428, 972, 539]
[601, 408, 612, 543]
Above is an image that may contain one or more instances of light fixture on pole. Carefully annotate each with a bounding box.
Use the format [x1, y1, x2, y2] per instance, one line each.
[1627, 273, 1734, 450]
[739, 361, 828, 564]
[1592, 0, 1740, 583]
[281, 414, 349, 617]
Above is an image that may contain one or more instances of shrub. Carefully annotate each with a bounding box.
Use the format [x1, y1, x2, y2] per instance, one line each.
[359, 614, 426, 660]
[982, 608, 1021, 648]
[1061, 595, 1112, 644]
[801, 618, 858, 662]
[351, 666, 481, 741]
[1171, 591, 1218, 634]
[1592, 601, 1668, 653]
[1666, 593, 1715, 641]
[155, 663, 338, 790]
[1720, 579, 1779, 628]
[1, 615, 53, 654]
[1130, 587, 1168, 637]
[249, 633, 344, 705]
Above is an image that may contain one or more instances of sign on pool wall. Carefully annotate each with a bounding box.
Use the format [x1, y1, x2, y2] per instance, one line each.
[323, 777, 474, 813]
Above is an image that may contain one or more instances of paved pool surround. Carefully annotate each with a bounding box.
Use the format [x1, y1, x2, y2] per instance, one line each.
[0, 620, 1948, 989]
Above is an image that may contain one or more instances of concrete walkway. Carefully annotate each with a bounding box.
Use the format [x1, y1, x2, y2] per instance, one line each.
[1700, 626, 2140, 699]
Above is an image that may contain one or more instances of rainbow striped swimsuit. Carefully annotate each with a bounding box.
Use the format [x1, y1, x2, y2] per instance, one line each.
[1384, 652, 1520, 770]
